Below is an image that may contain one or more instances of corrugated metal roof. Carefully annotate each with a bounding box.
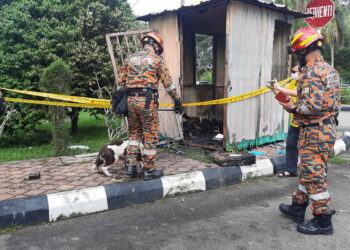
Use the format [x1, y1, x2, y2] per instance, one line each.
[136, 0, 309, 21]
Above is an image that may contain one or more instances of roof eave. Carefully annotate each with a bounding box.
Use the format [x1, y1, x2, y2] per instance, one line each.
[136, 0, 310, 22]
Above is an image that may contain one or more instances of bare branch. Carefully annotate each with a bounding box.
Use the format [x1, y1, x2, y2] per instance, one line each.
[93, 72, 127, 141]
[0, 106, 18, 137]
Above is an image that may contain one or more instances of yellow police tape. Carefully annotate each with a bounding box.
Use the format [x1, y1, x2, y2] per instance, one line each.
[3, 98, 108, 108]
[0, 87, 109, 105]
[1, 78, 291, 108]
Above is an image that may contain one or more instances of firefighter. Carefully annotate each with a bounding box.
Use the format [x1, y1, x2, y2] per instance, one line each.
[278, 27, 341, 235]
[117, 32, 183, 180]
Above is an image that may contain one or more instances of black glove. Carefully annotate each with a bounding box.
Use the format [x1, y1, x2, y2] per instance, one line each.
[0, 97, 5, 116]
[174, 98, 183, 115]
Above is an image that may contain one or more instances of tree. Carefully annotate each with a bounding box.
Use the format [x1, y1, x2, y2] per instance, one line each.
[0, 0, 139, 145]
[275, 0, 307, 31]
[195, 34, 213, 83]
[275, 0, 350, 69]
[40, 60, 71, 155]
[335, 47, 350, 83]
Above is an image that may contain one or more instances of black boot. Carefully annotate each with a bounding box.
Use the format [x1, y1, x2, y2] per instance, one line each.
[279, 202, 308, 223]
[297, 211, 335, 235]
[143, 170, 164, 180]
[126, 165, 138, 178]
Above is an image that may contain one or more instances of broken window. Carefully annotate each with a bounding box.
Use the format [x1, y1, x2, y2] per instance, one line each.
[195, 34, 214, 85]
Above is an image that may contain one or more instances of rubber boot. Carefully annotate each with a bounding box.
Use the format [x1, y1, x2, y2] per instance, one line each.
[143, 170, 164, 180]
[297, 211, 335, 235]
[126, 165, 138, 178]
[279, 202, 308, 223]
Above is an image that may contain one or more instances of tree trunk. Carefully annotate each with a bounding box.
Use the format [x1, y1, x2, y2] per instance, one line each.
[70, 108, 79, 135]
[331, 43, 335, 68]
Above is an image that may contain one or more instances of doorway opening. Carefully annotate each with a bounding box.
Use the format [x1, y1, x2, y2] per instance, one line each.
[180, 2, 227, 150]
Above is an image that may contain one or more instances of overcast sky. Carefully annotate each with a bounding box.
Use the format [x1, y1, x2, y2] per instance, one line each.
[127, 0, 199, 16]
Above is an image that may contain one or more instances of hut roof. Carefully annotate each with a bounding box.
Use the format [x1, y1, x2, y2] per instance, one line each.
[136, 0, 310, 21]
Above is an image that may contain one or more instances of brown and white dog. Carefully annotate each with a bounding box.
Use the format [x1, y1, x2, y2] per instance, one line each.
[92, 140, 143, 177]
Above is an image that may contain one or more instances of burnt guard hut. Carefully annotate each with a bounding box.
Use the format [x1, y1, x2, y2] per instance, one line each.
[134, 0, 307, 150]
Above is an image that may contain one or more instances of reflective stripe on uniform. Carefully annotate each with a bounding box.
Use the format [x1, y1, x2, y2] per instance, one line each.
[300, 104, 312, 114]
[143, 149, 157, 156]
[165, 85, 175, 92]
[128, 140, 141, 146]
[299, 184, 307, 193]
[310, 191, 330, 201]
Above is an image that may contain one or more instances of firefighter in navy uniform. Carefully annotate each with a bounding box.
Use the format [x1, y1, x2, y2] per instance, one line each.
[279, 27, 341, 235]
[117, 32, 183, 180]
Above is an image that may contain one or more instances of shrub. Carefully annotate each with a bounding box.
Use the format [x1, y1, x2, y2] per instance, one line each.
[40, 60, 72, 155]
[341, 88, 350, 104]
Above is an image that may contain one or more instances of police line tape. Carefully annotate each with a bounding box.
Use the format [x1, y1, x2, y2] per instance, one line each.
[0, 87, 109, 105]
[1, 78, 291, 108]
[3, 97, 108, 108]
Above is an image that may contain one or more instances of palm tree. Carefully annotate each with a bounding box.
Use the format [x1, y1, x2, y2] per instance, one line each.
[322, 2, 350, 67]
[277, 0, 350, 67]
[322, 20, 339, 67]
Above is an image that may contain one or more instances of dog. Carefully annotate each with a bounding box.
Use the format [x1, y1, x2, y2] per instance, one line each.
[92, 140, 143, 177]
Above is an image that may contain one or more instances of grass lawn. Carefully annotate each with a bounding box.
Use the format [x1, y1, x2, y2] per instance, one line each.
[0, 112, 120, 163]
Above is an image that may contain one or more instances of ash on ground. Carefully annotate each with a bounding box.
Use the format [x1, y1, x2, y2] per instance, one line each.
[183, 115, 223, 149]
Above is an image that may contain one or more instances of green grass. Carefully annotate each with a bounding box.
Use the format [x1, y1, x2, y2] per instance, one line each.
[341, 89, 350, 104]
[0, 224, 22, 235]
[329, 156, 350, 165]
[0, 112, 118, 163]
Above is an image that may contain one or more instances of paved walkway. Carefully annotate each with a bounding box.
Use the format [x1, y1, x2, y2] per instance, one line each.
[0, 150, 219, 202]
[0, 143, 287, 202]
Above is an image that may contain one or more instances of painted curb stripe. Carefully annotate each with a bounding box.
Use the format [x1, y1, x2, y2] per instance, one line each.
[3, 132, 350, 229]
[161, 171, 206, 197]
[343, 133, 350, 148]
[202, 167, 242, 190]
[269, 155, 286, 174]
[0, 195, 49, 229]
[240, 159, 274, 181]
[47, 186, 108, 222]
[334, 139, 347, 156]
[104, 179, 163, 210]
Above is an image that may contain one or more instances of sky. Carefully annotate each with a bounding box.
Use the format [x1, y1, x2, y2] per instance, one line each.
[127, 0, 200, 16]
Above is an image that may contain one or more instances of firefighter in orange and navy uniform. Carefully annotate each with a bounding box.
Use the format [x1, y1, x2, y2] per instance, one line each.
[279, 27, 341, 235]
[117, 32, 183, 180]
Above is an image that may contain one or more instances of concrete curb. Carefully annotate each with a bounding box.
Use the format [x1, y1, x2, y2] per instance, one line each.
[1, 133, 349, 229]
[341, 105, 350, 112]
[0, 157, 277, 229]
[334, 132, 350, 156]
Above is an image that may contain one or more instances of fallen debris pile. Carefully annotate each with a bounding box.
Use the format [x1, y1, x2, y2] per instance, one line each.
[183, 115, 223, 150]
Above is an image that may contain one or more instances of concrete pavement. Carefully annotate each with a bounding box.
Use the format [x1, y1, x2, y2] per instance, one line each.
[0, 161, 349, 250]
[1, 130, 350, 229]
